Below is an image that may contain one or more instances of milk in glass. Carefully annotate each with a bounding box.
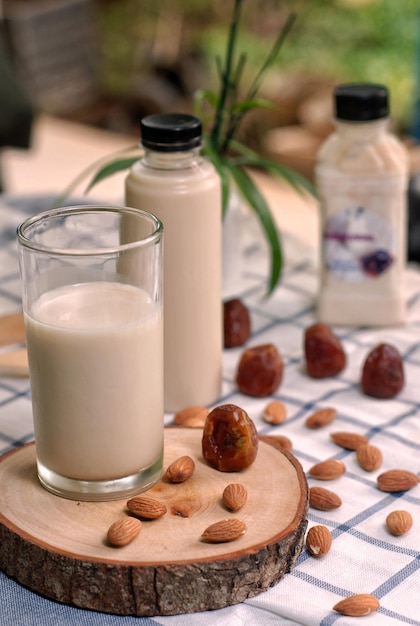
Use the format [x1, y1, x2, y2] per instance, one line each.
[25, 281, 163, 482]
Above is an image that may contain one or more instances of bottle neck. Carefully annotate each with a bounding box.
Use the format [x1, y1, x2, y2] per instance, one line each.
[335, 117, 389, 142]
[142, 147, 202, 170]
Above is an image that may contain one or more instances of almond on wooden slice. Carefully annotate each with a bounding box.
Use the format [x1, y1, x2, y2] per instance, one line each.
[386, 510, 413, 536]
[107, 517, 142, 547]
[305, 407, 337, 429]
[377, 469, 419, 493]
[356, 443, 383, 472]
[309, 459, 345, 480]
[333, 593, 380, 617]
[262, 400, 287, 424]
[309, 486, 342, 511]
[222, 483, 248, 512]
[201, 518, 247, 543]
[165, 455, 195, 483]
[127, 495, 167, 519]
[305, 525, 332, 557]
[330, 431, 368, 450]
[173, 405, 209, 428]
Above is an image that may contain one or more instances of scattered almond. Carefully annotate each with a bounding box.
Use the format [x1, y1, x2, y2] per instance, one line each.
[309, 459, 346, 480]
[333, 593, 380, 617]
[305, 525, 332, 557]
[262, 400, 287, 424]
[259, 434, 293, 453]
[386, 510, 413, 536]
[201, 518, 247, 543]
[127, 495, 167, 519]
[165, 455, 195, 483]
[330, 431, 368, 450]
[377, 469, 419, 493]
[107, 517, 142, 547]
[173, 405, 209, 428]
[222, 483, 248, 512]
[305, 407, 337, 429]
[356, 443, 383, 472]
[309, 486, 342, 511]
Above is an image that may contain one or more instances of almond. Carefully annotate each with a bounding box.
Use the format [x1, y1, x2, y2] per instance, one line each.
[386, 510, 413, 536]
[356, 443, 383, 472]
[259, 434, 292, 453]
[333, 593, 380, 617]
[107, 517, 142, 547]
[201, 518, 247, 543]
[222, 483, 248, 512]
[165, 455, 195, 483]
[309, 459, 345, 480]
[330, 431, 368, 450]
[127, 496, 167, 519]
[173, 405, 209, 428]
[377, 469, 419, 493]
[305, 525, 332, 557]
[305, 407, 337, 429]
[262, 400, 287, 424]
[309, 486, 342, 511]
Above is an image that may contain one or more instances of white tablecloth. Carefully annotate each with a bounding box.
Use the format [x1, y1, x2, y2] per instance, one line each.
[2, 195, 420, 626]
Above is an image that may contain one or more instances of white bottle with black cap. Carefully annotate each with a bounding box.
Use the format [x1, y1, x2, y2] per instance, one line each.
[315, 83, 409, 326]
[125, 113, 222, 412]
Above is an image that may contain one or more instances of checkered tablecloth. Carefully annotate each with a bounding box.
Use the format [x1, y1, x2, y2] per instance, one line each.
[2, 194, 420, 626]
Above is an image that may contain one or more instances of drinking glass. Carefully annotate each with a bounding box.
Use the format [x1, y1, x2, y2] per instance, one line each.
[17, 205, 163, 501]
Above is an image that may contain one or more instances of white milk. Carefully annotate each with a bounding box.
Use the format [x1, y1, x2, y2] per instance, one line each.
[25, 282, 163, 481]
[126, 154, 222, 412]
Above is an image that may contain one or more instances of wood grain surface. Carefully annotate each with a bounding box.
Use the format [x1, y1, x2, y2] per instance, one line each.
[0, 428, 308, 616]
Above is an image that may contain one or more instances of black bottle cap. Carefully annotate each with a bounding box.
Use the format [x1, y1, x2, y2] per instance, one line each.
[140, 113, 202, 152]
[334, 83, 389, 121]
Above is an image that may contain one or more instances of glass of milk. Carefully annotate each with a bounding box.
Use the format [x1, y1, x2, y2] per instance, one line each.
[17, 205, 164, 501]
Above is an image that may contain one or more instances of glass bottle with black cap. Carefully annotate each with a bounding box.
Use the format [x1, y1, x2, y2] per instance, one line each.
[125, 113, 222, 412]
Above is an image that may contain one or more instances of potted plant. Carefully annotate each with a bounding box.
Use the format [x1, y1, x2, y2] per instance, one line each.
[57, 0, 316, 294]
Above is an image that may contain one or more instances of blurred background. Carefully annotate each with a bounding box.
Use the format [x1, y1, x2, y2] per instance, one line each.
[0, 0, 419, 191]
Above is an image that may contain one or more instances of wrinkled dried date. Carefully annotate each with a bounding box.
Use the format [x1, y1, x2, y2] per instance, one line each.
[236, 343, 283, 397]
[304, 323, 346, 378]
[202, 403, 258, 472]
[224, 298, 251, 348]
[361, 343, 404, 399]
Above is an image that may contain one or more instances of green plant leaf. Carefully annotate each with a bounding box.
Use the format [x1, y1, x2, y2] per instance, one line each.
[247, 13, 297, 101]
[254, 159, 318, 198]
[230, 140, 317, 197]
[210, 0, 243, 151]
[193, 88, 219, 110]
[227, 163, 282, 295]
[85, 157, 140, 193]
[52, 146, 140, 208]
[230, 98, 276, 114]
[203, 141, 231, 217]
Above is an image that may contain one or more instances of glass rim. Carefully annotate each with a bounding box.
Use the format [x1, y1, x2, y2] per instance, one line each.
[16, 205, 163, 256]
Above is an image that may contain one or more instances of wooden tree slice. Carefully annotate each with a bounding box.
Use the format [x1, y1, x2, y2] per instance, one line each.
[0, 428, 308, 616]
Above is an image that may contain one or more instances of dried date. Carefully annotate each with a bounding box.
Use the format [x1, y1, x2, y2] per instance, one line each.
[236, 343, 283, 397]
[224, 298, 251, 348]
[361, 343, 404, 399]
[202, 403, 258, 472]
[304, 323, 346, 378]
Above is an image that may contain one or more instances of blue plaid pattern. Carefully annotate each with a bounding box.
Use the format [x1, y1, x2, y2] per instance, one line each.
[1, 195, 420, 626]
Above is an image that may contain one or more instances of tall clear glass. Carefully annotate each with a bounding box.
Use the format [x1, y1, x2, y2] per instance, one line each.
[17, 205, 163, 501]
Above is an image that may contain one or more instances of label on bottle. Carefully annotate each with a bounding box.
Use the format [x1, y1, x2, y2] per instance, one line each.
[323, 204, 395, 281]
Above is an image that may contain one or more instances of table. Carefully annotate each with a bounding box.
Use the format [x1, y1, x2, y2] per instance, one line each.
[2, 193, 420, 626]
